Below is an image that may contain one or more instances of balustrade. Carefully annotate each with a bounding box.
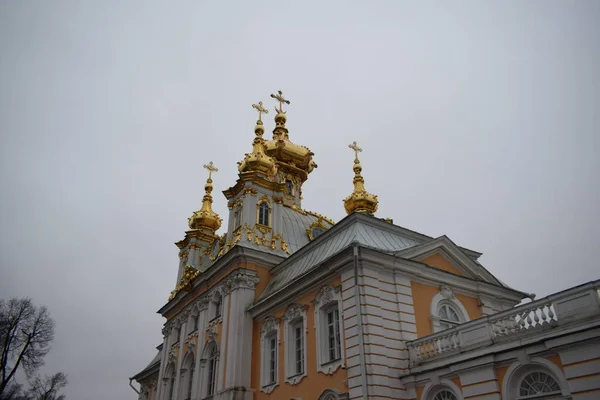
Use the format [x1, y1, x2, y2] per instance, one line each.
[407, 281, 599, 366]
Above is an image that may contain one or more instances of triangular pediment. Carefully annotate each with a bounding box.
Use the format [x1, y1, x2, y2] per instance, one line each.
[394, 235, 506, 287]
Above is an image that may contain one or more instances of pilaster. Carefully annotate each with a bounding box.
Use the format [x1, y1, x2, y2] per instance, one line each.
[191, 301, 209, 400]
[172, 321, 187, 399]
[224, 273, 258, 388]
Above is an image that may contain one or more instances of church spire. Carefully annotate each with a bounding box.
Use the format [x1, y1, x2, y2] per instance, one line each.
[188, 161, 222, 233]
[343, 141, 378, 215]
[271, 90, 290, 140]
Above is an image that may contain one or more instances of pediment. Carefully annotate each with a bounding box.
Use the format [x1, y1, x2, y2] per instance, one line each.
[394, 236, 505, 287]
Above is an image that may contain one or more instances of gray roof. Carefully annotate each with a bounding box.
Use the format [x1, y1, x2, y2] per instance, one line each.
[257, 213, 423, 301]
[131, 347, 162, 381]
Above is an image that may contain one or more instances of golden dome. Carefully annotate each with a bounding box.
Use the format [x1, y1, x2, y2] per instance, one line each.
[343, 141, 378, 215]
[238, 102, 277, 176]
[263, 91, 317, 182]
[188, 162, 222, 232]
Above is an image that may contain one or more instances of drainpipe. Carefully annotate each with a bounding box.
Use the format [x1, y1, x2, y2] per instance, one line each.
[129, 378, 140, 397]
[353, 245, 369, 400]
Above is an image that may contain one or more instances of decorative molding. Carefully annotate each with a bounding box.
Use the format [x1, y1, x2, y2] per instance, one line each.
[223, 270, 260, 294]
[284, 303, 308, 321]
[440, 285, 455, 300]
[314, 285, 345, 375]
[207, 326, 217, 342]
[260, 316, 281, 391]
[261, 317, 280, 335]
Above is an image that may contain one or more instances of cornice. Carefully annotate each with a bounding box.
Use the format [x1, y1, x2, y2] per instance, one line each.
[358, 247, 528, 302]
[157, 246, 284, 316]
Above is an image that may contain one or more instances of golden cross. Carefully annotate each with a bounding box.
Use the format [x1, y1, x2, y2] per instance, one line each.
[270, 90, 290, 113]
[348, 141, 363, 161]
[252, 101, 269, 122]
[203, 161, 218, 180]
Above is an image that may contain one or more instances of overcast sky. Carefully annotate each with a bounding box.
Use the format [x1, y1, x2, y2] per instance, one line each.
[1, 1, 599, 399]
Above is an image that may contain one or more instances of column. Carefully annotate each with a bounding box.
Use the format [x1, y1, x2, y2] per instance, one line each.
[157, 328, 171, 400]
[172, 321, 187, 400]
[224, 283, 255, 388]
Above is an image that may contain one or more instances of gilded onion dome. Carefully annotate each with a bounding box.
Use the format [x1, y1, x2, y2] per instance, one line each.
[343, 141, 378, 215]
[263, 91, 317, 183]
[188, 162, 222, 233]
[238, 101, 276, 175]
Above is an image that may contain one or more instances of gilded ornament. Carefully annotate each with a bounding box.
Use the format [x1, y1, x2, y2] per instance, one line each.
[343, 141, 379, 215]
[188, 162, 222, 232]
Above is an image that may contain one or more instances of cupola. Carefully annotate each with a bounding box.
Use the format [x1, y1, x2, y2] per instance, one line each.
[343, 141, 378, 215]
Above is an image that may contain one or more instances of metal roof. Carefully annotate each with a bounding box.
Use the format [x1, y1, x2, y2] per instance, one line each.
[257, 213, 422, 301]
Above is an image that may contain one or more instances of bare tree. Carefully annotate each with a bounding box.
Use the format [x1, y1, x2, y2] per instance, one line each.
[0, 298, 55, 397]
[26, 373, 67, 400]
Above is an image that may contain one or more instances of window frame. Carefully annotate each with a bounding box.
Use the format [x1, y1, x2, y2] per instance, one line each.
[257, 200, 271, 227]
[430, 285, 470, 333]
[517, 370, 561, 399]
[260, 316, 280, 393]
[233, 205, 242, 231]
[501, 358, 570, 400]
[201, 341, 219, 399]
[283, 304, 308, 385]
[314, 285, 345, 375]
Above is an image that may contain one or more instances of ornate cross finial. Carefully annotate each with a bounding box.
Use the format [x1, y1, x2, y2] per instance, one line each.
[348, 141, 363, 161]
[252, 101, 269, 122]
[203, 161, 218, 180]
[270, 90, 290, 113]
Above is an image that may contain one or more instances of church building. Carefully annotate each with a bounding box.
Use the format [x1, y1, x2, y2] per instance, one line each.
[131, 91, 600, 400]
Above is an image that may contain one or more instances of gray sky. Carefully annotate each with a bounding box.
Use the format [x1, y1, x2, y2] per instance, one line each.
[1, 1, 599, 399]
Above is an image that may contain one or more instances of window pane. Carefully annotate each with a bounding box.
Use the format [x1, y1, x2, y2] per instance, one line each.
[294, 325, 303, 374]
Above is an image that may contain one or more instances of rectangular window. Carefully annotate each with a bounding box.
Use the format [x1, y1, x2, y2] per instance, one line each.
[327, 308, 341, 362]
[268, 336, 277, 383]
[193, 315, 199, 331]
[234, 208, 241, 230]
[294, 324, 304, 374]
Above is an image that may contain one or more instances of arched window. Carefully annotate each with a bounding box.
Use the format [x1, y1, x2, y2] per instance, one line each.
[285, 179, 294, 196]
[422, 379, 464, 400]
[501, 358, 570, 400]
[180, 352, 195, 400]
[518, 371, 561, 398]
[164, 363, 176, 400]
[258, 202, 270, 226]
[433, 390, 459, 400]
[186, 361, 195, 400]
[203, 342, 218, 397]
[438, 303, 461, 330]
[430, 286, 469, 332]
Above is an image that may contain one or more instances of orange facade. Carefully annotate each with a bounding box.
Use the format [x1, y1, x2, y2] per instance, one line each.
[251, 277, 347, 400]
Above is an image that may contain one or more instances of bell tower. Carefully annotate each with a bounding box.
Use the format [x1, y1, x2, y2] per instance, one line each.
[221, 91, 318, 256]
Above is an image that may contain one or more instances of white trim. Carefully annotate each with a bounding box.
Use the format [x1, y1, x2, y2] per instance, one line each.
[314, 285, 345, 375]
[421, 379, 464, 400]
[283, 304, 308, 385]
[430, 285, 470, 333]
[260, 316, 280, 393]
[501, 357, 571, 400]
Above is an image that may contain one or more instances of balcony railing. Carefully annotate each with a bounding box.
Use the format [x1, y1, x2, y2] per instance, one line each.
[407, 280, 600, 366]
